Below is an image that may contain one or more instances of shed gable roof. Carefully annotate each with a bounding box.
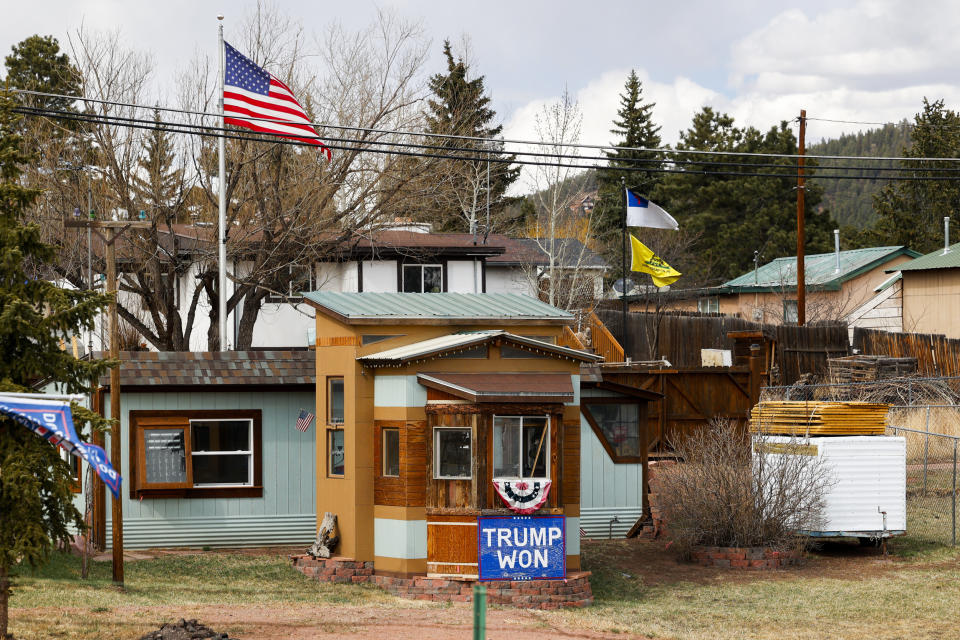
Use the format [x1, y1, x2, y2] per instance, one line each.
[894, 242, 960, 272]
[97, 350, 314, 389]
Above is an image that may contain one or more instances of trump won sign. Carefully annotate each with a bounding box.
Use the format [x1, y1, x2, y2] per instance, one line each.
[478, 515, 566, 581]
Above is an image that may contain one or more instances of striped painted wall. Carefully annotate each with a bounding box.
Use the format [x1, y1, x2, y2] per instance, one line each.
[579, 410, 644, 539]
[103, 390, 317, 548]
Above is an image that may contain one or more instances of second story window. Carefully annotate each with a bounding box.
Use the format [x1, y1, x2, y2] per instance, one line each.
[267, 264, 313, 303]
[402, 264, 442, 293]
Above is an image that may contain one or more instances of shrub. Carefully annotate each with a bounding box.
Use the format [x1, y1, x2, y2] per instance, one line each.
[657, 419, 831, 557]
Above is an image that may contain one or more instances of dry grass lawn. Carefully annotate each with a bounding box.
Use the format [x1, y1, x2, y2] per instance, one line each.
[7, 539, 960, 640]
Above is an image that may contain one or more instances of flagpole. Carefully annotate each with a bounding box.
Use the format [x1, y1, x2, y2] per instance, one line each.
[621, 177, 630, 362]
[217, 16, 228, 351]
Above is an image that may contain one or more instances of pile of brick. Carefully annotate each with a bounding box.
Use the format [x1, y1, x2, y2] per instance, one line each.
[690, 546, 801, 570]
[290, 554, 593, 609]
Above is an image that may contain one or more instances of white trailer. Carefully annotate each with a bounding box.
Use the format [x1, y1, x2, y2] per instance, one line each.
[755, 435, 906, 539]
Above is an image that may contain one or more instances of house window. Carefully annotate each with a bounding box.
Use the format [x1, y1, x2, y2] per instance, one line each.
[61, 448, 81, 493]
[328, 377, 344, 425]
[582, 403, 641, 458]
[402, 264, 443, 293]
[698, 296, 719, 314]
[492, 416, 549, 478]
[130, 410, 262, 498]
[783, 299, 798, 324]
[328, 429, 345, 476]
[383, 428, 400, 477]
[267, 264, 313, 303]
[190, 419, 254, 486]
[434, 427, 471, 479]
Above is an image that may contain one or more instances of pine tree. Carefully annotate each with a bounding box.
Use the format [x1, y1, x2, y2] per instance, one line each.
[3, 35, 81, 115]
[594, 71, 663, 279]
[419, 40, 519, 233]
[0, 89, 111, 639]
[132, 109, 184, 220]
[868, 99, 960, 253]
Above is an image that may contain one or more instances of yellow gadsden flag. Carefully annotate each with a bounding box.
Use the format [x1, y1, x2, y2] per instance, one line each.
[630, 235, 681, 287]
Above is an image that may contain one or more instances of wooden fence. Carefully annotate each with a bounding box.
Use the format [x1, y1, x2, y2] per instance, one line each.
[854, 328, 960, 377]
[596, 309, 849, 385]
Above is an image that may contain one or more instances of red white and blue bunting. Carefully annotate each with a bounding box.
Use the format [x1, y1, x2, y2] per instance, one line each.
[492, 479, 551, 514]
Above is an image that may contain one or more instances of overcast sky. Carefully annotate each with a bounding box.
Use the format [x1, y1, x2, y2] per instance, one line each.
[4, 0, 960, 151]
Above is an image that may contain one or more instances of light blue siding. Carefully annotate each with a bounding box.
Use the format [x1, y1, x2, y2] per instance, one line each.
[374, 518, 427, 559]
[374, 375, 427, 407]
[579, 413, 643, 538]
[565, 517, 580, 555]
[103, 390, 316, 548]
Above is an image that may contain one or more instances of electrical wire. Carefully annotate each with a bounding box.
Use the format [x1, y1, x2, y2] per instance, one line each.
[15, 102, 960, 182]
[14, 87, 960, 164]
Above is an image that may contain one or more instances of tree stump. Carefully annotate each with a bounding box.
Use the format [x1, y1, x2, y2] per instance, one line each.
[307, 512, 339, 558]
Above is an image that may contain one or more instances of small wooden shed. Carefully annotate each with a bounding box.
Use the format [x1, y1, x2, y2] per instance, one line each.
[304, 292, 601, 578]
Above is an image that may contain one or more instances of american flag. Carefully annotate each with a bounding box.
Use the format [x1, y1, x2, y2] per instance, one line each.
[223, 41, 331, 160]
[296, 409, 315, 432]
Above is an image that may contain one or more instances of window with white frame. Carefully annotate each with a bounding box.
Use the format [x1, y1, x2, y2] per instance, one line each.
[492, 415, 549, 479]
[783, 299, 798, 324]
[402, 264, 443, 293]
[697, 296, 719, 314]
[433, 427, 471, 479]
[189, 418, 254, 486]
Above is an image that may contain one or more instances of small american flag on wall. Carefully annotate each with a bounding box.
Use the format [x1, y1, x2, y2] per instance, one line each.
[296, 409, 315, 432]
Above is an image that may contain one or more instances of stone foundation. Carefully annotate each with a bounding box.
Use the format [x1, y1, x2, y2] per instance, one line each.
[291, 554, 593, 609]
[690, 546, 802, 569]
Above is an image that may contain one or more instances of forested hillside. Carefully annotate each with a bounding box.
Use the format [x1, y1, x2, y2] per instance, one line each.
[808, 122, 912, 228]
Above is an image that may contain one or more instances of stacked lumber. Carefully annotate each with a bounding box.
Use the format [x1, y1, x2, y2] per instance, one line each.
[750, 401, 889, 436]
[827, 355, 916, 384]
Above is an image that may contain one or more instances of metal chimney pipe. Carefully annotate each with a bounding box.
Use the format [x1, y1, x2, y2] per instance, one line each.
[944, 217, 951, 255]
[834, 229, 840, 273]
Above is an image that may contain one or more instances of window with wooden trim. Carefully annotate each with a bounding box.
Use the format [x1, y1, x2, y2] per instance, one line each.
[130, 410, 262, 498]
[581, 403, 640, 458]
[433, 427, 471, 479]
[327, 377, 344, 425]
[492, 415, 549, 478]
[61, 449, 81, 493]
[382, 427, 400, 477]
[328, 429, 345, 476]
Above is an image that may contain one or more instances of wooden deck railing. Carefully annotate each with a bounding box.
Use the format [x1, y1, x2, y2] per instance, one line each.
[589, 311, 625, 363]
[558, 325, 587, 351]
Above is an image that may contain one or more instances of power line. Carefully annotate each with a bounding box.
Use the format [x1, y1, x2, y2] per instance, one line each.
[15, 104, 960, 182]
[14, 87, 960, 164]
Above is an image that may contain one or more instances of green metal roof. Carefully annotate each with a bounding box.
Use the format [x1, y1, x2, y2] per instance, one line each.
[721, 246, 920, 293]
[893, 242, 960, 272]
[302, 292, 573, 325]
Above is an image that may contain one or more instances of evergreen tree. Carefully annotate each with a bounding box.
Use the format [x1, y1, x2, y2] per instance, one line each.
[652, 107, 837, 283]
[3, 35, 81, 114]
[419, 40, 519, 233]
[0, 90, 111, 639]
[132, 109, 184, 219]
[867, 99, 960, 253]
[594, 70, 662, 279]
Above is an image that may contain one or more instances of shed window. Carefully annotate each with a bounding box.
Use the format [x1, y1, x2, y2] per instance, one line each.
[328, 429, 345, 477]
[382, 428, 400, 477]
[582, 403, 641, 458]
[328, 377, 344, 425]
[492, 416, 549, 478]
[190, 419, 254, 486]
[403, 264, 443, 293]
[130, 410, 262, 498]
[434, 427, 471, 479]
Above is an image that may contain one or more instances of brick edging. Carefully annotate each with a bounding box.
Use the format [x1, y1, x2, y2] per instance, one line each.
[690, 546, 802, 569]
[290, 555, 593, 609]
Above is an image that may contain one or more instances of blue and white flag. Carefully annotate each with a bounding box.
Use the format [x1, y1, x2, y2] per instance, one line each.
[0, 393, 122, 498]
[626, 189, 679, 230]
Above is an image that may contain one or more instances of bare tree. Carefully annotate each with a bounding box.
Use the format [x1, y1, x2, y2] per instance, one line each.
[524, 88, 599, 312]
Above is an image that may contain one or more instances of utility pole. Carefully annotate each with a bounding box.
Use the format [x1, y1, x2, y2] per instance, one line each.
[796, 109, 807, 326]
[64, 216, 150, 586]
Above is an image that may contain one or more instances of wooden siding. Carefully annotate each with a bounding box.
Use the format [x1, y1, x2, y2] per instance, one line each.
[561, 419, 580, 507]
[426, 514, 479, 578]
[103, 390, 316, 548]
[374, 420, 426, 507]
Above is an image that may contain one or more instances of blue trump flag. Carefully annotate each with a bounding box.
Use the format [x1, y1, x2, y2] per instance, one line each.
[478, 515, 566, 581]
[0, 393, 122, 498]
